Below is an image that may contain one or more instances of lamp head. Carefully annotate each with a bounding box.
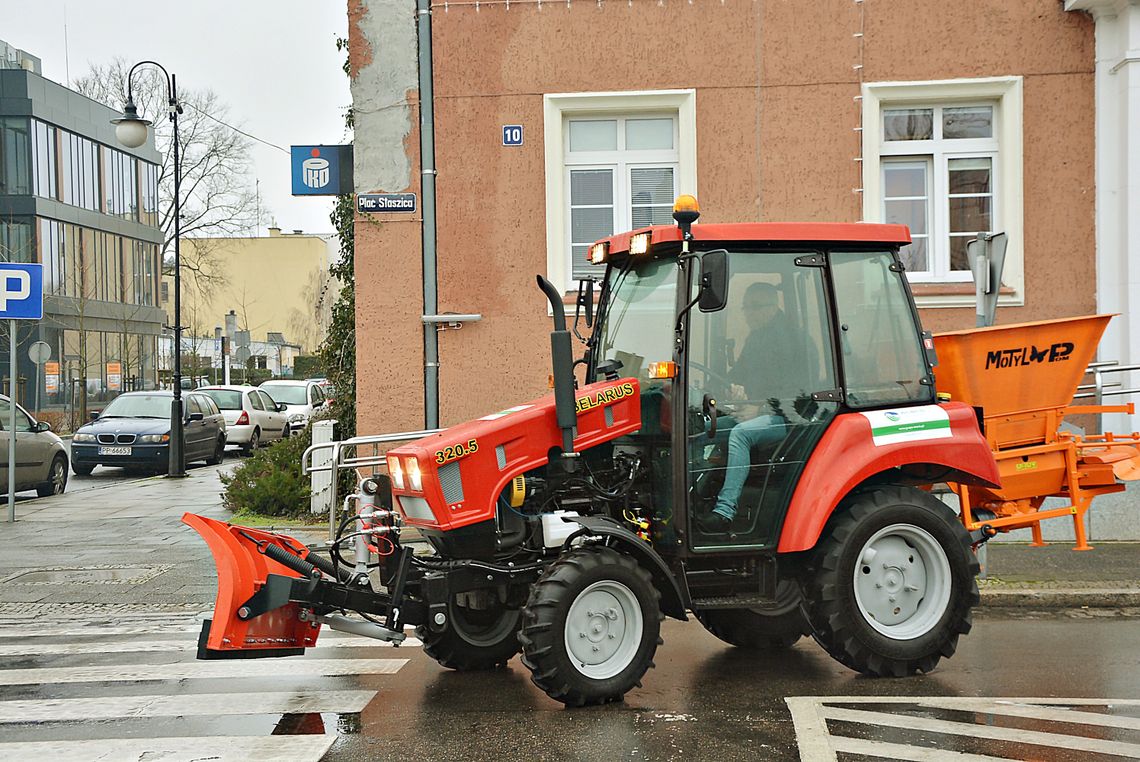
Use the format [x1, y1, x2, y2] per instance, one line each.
[111, 99, 152, 149]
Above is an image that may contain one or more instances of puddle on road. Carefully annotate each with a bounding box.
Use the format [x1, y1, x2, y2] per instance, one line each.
[2, 565, 171, 585]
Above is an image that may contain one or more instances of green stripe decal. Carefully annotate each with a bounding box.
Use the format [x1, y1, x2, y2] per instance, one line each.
[870, 419, 951, 437]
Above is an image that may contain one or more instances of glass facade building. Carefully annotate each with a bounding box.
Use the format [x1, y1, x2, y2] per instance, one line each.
[0, 54, 164, 424]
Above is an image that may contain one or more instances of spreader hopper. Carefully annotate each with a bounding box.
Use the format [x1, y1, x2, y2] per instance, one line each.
[934, 314, 1140, 549]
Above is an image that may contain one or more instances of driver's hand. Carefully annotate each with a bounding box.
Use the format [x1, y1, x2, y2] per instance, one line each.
[730, 384, 747, 401]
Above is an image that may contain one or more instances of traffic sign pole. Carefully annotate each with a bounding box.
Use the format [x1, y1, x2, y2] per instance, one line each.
[8, 320, 15, 524]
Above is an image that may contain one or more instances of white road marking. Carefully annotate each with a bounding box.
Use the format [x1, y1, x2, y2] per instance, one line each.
[0, 657, 408, 685]
[916, 697, 1140, 732]
[829, 737, 1007, 761]
[0, 689, 377, 723]
[821, 705, 1140, 757]
[785, 697, 837, 762]
[788, 696, 1140, 762]
[0, 636, 420, 656]
[0, 734, 336, 762]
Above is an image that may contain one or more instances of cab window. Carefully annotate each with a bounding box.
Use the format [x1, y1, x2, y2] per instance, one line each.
[830, 251, 932, 407]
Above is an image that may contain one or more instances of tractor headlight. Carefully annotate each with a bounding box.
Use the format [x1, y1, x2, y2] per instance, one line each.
[73, 433, 96, 443]
[629, 232, 651, 256]
[406, 457, 422, 492]
[138, 433, 171, 443]
[387, 456, 405, 490]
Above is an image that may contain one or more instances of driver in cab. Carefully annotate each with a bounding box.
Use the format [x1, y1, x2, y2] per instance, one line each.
[698, 282, 808, 533]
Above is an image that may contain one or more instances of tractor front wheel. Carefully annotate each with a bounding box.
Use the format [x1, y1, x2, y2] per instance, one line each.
[801, 486, 979, 677]
[695, 579, 809, 649]
[417, 599, 522, 671]
[520, 545, 662, 706]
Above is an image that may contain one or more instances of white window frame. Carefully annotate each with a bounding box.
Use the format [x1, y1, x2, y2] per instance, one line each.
[544, 90, 697, 295]
[862, 77, 1024, 308]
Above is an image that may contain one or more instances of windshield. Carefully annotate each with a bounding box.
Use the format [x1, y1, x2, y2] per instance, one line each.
[594, 258, 677, 383]
[262, 384, 308, 405]
[100, 394, 171, 419]
[201, 390, 243, 410]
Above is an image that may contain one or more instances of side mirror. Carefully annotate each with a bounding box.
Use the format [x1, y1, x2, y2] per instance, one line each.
[188, 412, 205, 422]
[89, 411, 100, 421]
[698, 249, 729, 313]
[35, 421, 52, 433]
[277, 403, 288, 412]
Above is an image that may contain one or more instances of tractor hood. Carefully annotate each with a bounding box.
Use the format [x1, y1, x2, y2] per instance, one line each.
[387, 377, 643, 532]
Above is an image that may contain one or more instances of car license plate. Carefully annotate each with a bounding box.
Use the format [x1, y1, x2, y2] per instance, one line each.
[98, 446, 132, 456]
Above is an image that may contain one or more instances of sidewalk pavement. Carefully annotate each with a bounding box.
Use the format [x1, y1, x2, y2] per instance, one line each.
[0, 466, 1138, 612]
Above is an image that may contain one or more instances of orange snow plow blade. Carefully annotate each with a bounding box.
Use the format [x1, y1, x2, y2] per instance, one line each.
[182, 513, 322, 658]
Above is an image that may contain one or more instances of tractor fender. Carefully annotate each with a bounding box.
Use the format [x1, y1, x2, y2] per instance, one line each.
[563, 515, 689, 621]
[777, 402, 1000, 553]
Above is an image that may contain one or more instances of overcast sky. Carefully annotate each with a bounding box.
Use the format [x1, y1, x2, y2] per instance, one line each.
[2, 0, 351, 236]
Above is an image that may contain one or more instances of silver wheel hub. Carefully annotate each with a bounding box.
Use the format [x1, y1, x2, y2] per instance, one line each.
[853, 523, 951, 640]
[565, 581, 642, 679]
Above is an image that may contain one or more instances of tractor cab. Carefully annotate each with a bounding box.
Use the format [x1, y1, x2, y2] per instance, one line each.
[584, 199, 934, 555]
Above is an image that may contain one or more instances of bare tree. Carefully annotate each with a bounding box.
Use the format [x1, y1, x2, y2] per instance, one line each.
[73, 59, 263, 292]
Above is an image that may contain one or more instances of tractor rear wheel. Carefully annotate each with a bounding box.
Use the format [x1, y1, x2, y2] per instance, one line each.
[695, 579, 809, 649]
[417, 598, 522, 671]
[520, 545, 662, 706]
[801, 486, 978, 677]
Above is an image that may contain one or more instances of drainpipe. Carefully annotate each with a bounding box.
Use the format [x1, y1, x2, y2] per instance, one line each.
[417, 0, 439, 429]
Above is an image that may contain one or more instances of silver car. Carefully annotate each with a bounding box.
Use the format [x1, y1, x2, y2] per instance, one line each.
[0, 395, 68, 497]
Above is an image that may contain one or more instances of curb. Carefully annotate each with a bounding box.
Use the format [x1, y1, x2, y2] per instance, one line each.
[978, 587, 1140, 609]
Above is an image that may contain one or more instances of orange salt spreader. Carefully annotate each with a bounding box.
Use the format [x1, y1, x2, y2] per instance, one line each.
[934, 314, 1140, 550]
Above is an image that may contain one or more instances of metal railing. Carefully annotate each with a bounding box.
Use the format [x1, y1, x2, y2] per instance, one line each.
[302, 429, 442, 542]
[1074, 361, 1140, 403]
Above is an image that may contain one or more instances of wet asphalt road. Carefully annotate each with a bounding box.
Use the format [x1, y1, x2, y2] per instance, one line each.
[4, 606, 1140, 759]
[333, 610, 1140, 761]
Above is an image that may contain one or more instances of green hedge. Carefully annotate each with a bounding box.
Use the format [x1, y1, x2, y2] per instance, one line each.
[221, 430, 314, 518]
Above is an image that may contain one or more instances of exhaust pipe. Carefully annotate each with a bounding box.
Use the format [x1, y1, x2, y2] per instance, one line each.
[536, 276, 578, 468]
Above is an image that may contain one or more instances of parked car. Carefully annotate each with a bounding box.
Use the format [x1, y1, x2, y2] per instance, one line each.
[71, 391, 227, 474]
[0, 395, 68, 497]
[198, 385, 288, 454]
[308, 377, 336, 404]
[259, 380, 328, 436]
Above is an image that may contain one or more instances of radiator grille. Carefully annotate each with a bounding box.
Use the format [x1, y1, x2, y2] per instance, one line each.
[496, 445, 506, 470]
[438, 461, 465, 504]
[98, 434, 136, 444]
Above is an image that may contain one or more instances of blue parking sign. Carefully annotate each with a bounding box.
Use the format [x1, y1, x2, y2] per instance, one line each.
[0, 263, 43, 320]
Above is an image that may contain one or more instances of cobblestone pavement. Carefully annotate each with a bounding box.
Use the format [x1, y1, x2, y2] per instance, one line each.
[0, 461, 234, 608]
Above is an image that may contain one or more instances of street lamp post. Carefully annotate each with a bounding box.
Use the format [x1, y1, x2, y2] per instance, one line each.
[112, 61, 186, 478]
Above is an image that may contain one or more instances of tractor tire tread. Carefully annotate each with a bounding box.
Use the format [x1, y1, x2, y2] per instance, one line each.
[801, 485, 978, 678]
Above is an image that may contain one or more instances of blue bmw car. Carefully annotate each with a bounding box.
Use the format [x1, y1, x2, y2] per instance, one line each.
[70, 391, 227, 474]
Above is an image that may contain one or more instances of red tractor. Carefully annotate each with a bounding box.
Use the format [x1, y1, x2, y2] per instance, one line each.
[186, 197, 1000, 706]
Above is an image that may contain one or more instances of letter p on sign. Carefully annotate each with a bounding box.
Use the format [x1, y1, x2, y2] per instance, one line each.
[0, 271, 30, 312]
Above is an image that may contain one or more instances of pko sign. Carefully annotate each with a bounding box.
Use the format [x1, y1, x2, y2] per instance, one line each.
[0, 263, 43, 320]
[290, 145, 354, 196]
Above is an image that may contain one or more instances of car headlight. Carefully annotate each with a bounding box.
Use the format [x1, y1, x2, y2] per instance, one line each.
[288, 413, 306, 423]
[138, 434, 171, 444]
[73, 433, 96, 443]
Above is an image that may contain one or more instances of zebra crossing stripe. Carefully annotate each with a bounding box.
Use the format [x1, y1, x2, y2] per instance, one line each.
[915, 698, 1140, 732]
[829, 736, 1005, 761]
[820, 704, 1140, 758]
[0, 657, 408, 686]
[788, 696, 1140, 762]
[0, 636, 421, 657]
[0, 690, 377, 723]
[0, 734, 336, 762]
